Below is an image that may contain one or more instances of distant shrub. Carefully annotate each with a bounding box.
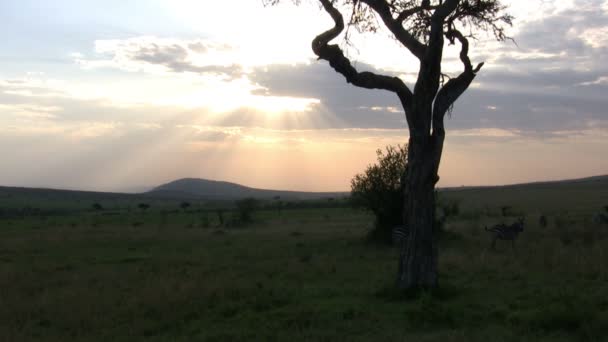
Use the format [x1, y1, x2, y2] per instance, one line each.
[180, 201, 191, 211]
[235, 198, 259, 224]
[216, 209, 225, 226]
[138, 203, 150, 211]
[273, 196, 283, 215]
[92, 203, 103, 211]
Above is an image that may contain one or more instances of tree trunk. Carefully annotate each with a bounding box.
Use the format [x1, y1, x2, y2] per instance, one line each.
[397, 134, 440, 289]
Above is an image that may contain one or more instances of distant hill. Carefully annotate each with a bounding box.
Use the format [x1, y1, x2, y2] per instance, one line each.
[1, 174, 606, 209]
[441, 174, 608, 191]
[439, 174, 608, 216]
[146, 178, 348, 201]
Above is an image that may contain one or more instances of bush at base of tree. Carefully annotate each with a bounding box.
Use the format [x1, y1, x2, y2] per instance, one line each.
[351, 145, 408, 244]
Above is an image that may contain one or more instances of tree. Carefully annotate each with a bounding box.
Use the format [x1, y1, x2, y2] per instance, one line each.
[265, 0, 512, 289]
[216, 209, 225, 226]
[235, 198, 259, 224]
[138, 203, 150, 211]
[180, 201, 191, 211]
[351, 144, 408, 244]
[273, 196, 283, 215]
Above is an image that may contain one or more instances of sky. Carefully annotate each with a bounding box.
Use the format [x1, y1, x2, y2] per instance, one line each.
[1, 0, 607, 192]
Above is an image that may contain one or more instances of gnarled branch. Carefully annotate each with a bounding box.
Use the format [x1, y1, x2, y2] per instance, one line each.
[432, 10, 484, 141]
[446, 27, 482, 73]
[313, 0, 413, 103]
[360, 0, 426, 60]
[432, 65, 482, 137]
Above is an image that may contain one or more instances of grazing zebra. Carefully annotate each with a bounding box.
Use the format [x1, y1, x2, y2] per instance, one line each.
[392, 225, 409, 247]
[592, 213, 608, 225]
[485, 217, 525, 250]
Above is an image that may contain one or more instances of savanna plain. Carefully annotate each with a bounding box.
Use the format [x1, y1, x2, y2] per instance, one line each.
[1, 177, 608, 341]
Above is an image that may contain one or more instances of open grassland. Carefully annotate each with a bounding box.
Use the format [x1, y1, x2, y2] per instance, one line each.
[1, 181, 608, 341]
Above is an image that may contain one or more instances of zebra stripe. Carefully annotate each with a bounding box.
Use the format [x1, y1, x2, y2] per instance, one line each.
[392, 225, 409, 247]
[485, 217, 525, 249]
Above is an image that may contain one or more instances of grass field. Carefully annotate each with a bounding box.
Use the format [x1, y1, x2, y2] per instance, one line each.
[1, 179, 608, 341]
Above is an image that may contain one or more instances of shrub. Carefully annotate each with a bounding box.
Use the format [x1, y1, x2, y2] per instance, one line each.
[180, 201, 191, 211]
[235, 198, 259, 224]
[351, 144, 407, 244]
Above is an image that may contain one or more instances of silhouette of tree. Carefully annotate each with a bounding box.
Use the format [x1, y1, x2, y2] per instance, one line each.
[138, 203, 150, 211]
[235, 198, 259, 223]
[264, 0, 512, 289]
[216, 209, 225, 226]
[92, 203, 103, 211]
[180, 201, 191, 211]
[273, 196, 283, 215]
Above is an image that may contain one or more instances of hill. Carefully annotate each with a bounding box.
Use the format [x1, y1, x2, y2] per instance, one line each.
[440, 174, 608, 216]
[1, 174, 606, 210]
[147, 178, 348, 200]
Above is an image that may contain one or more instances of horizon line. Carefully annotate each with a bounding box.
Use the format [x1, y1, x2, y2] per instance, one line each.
[1, 173, 606, 195]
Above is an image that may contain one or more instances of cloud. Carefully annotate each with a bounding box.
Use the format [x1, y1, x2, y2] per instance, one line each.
[250, 62, 407, 129]
[6, 0, 608, 138]
[76, 37, 244, 79]
[0, 103, 60, 120]
[578, 76, 608, 85]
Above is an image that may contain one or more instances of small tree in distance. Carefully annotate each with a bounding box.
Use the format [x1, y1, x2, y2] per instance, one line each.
[180, 201, 191, 211]
[235, 198, 259, 224]
[351, 145, 408, 244]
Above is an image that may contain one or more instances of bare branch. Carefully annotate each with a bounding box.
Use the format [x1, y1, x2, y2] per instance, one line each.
[446, 27, 473, 72]
[312, 0, 344, 50]
[433, 21, 483, 129]
[359, 0, 426, 60]
[396, 3, 438, 23]
[313, 0, 413, 102]
[432, 63, 483, 135]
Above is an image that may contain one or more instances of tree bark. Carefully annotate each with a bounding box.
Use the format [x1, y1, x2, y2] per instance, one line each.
[397, 131, 441, 289]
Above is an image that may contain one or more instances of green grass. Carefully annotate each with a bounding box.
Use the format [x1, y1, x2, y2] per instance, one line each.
[1, 184, 608, 341]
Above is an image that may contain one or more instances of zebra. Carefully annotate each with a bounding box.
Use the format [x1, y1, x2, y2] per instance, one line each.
[592, 213, 608, 225]
[485, 217, 525, 250]
[391, 225, 409, 247]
